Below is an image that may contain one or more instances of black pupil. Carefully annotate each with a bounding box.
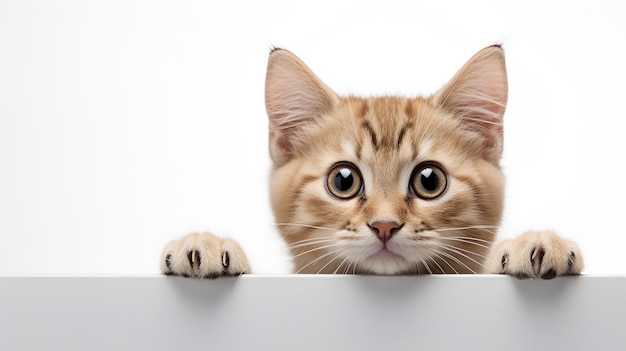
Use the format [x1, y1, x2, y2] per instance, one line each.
[334, 168, 354, 192]
[420, 168, 439, 192]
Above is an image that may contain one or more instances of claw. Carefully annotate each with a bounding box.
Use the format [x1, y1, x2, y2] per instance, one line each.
[567, 252, 575, 269]
[530, 247, 545, 275]
[222, 251, 230, 269]
[187, 250, 201, 271]
[195, 250, 201, 266]
[165, 254, 172, 270]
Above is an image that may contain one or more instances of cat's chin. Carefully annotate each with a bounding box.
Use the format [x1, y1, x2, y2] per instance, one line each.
[360, 248, 410, 275]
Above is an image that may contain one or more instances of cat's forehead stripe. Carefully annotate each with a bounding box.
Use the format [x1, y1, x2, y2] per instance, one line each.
[353, 97, 417, 156]
[396, 121, 413, 151]
[361, 120, 379, 151]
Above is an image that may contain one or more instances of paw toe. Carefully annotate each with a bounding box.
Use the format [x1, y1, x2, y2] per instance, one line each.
[161, 233, 250, 278]
[488, 230, 584, 279]
[514, 272, 533, 280]
[221, 238, 251, 275]
[540, 268, 557, 280]
[565, 250, 584, 275]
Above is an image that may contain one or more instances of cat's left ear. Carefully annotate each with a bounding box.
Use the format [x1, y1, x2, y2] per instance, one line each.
[430, 45, 508, 164]
[265, 49, 339, 166]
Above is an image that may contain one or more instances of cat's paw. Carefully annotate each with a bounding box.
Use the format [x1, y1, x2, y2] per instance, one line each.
[161, 232, 250, 278]
[485, 230, 583, 279]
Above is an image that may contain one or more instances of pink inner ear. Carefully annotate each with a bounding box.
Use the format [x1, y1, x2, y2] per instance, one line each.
[452, 94, 506, 164]
[265, 49, 338, 165]
[432, 47, 508, 164]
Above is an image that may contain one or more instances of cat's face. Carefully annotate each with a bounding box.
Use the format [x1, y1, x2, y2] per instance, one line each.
[266, 47, 507, 274]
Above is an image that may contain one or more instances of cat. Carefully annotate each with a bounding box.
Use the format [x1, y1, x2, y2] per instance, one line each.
[161, 45, 583, 279]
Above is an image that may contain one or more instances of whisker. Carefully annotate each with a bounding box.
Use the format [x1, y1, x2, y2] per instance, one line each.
[343, 263, 351, 275]
[434, 225, 498, 233]
[436, 242, 486, 268]
[438, 242, 487, 259]
[295, 248, 345, 274]
[334, 255, 352, 274]
[317, 250, 347, 274]
[439, 236, 493, 250]
[417, 250, 446, 274]
[275, 223, 341, 231]
[441, 236, 494, 244]
[417, 258, 433, 274]
[415, 257, 426, 274]
[426, 250, 457, 274]
[428, 247, 478, 274]
[344, 259, 357, 275]
[287, 236, 336, 244]
[292, 243, 342, 259]
[287, 238, 337, 250]
[288, 242, 335, 251]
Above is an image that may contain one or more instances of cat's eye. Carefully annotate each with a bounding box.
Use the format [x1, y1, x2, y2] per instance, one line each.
[326, 163, 363, 200]
[410, 163, 448, 200]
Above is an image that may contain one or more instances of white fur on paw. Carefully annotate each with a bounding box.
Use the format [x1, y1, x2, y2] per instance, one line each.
[160, 232, 250, 278]
[485, 230, 583, 279]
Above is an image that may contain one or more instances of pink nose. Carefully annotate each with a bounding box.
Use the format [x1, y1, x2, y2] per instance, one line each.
[368, 221, 403, 243]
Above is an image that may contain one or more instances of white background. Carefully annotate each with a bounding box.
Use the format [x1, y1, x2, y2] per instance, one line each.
[1, 0, 624, 275]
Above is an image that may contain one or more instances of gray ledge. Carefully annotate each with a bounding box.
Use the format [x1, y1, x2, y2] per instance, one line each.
[1, 275, 624, 350]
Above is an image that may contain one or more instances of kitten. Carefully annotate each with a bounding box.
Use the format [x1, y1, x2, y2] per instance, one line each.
[161, 46, 583, 279]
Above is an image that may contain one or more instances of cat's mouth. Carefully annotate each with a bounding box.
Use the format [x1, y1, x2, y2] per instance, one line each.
[369, 246, 404, 260]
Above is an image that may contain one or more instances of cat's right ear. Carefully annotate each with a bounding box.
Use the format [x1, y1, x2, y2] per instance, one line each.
[265, 49, 338, 166]
[429, 45, 508, 164]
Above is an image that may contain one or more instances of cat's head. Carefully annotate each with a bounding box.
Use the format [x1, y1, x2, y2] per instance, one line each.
[266, 46, 507, 274]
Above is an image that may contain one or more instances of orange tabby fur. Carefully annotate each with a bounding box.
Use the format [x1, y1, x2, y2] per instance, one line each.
[161, 46, 583, 279]
[267, 47, 505, 274]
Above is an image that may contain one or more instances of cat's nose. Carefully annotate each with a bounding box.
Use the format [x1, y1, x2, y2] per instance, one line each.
[368, 221, 403, 244]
